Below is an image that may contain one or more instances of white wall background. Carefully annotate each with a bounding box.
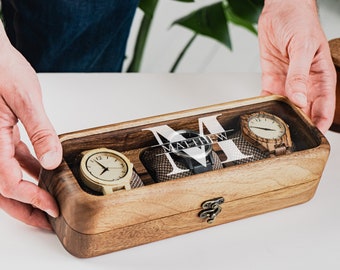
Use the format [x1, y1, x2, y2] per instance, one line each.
[123, 0, 340, 73]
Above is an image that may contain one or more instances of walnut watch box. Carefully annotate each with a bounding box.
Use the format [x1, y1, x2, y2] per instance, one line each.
[39, 95, 330, 258]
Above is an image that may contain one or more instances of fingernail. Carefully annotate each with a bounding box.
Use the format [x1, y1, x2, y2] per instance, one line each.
[40, 151, 60, 170]
[293, 93, 307, 107]
[46, 209, 59, 218]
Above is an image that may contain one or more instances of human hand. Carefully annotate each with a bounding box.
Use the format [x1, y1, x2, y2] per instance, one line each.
[0, 24, 63, 230]
[258, 0, 336, 134]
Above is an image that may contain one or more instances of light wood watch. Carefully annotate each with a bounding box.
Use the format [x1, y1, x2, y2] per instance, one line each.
[79, 148, 132, 194]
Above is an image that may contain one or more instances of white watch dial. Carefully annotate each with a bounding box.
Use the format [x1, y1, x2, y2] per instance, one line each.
[248, 114, 285, 139]
[85, 151, 129, 182]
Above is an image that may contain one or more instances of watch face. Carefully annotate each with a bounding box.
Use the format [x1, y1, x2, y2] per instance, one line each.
[79, 148, 133, 194]
[247, 113, 286, 140]
[84, 151, 129, 182]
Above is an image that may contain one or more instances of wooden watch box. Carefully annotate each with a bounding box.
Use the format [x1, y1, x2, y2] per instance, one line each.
[39, 95, 330, 258]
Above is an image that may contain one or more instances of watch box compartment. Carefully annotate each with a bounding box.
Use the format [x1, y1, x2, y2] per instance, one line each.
[39, 95, 330, 258]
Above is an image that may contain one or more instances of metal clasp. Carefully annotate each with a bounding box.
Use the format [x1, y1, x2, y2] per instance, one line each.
[198, 197, 224, 224]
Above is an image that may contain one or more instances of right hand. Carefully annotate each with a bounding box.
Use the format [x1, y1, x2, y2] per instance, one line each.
[258, 0, 336, 134]
[0, 24, 63, 230]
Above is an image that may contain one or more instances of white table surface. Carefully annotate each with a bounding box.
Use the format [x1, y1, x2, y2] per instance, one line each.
[1, 73, 339, 269]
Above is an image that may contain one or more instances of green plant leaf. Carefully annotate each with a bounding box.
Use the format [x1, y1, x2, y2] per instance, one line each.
[227, 0, 264, 24]
[171, 2, 231, 49]
[139, 0, 159, 16]
[127, 0, 159, 72]
[172, 0, 195, 2]
[170, 34, 197, 72]
[224, 5, 257, 35]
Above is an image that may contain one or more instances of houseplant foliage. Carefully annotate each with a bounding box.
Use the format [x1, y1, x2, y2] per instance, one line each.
[127, 0, 264, 72]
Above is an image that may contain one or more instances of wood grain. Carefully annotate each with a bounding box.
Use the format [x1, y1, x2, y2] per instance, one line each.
[39, 95, 330, 257]
[329, 38, 340, 131]
[50, 180, 320, 258]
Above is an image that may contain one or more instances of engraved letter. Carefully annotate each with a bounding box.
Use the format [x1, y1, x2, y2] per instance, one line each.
[143, 125, 208, 175]
[198, 115, 252, 163]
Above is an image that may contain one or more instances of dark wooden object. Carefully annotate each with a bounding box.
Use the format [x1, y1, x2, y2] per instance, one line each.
[329, 38, 340, 132]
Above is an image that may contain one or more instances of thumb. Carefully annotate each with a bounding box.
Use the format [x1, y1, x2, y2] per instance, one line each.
[8, 80, 62, 170]
[22, 104, 62, 170]
[22, 107, 62, 170]
[285, 42, 316, 108]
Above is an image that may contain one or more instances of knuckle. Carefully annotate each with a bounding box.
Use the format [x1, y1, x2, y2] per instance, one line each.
[287, 74, 308, 89]
[30, 129, 55, 148]
[289, 73, 308, 82]
[0, 184, 13, 198]
[29, 190, 43, 208]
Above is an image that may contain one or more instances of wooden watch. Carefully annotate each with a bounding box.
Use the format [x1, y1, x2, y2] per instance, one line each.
[240, 111, 293, 155]
[79, 147, 132, 194]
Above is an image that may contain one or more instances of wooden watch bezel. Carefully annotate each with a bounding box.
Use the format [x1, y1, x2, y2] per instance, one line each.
[79, 148, 133, 194]
[240, 111, 293, 154]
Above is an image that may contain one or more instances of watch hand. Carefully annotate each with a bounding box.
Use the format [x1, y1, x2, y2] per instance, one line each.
[100, 167, 109, 175]
[95, 160, 107, 169]
[94, 160, 110, 175]
[250, 126, 276, 131]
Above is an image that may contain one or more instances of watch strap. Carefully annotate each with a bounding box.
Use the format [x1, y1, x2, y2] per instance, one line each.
[130, 170, 144, 189]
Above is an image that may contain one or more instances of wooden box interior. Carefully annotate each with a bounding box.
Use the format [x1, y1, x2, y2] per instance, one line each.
[61, 97, 320, 194]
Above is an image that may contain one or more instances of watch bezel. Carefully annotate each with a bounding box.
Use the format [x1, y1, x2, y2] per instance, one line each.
[240, 111, 292, 153]
[79, 148, 133, 194]
[244, 112, 287, 142]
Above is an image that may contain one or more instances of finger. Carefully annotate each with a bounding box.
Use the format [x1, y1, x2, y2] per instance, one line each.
[13, 127, 58, 215]
[2, 60, 62, 170]
[15, 139, 41, 180]
[0, 194, 52, 230]
[0, 171, 59, 219]
[0, 124, 59, 221]
[258, 25, 288, 96]
[261, 89, 276, 96]
[310, 69, 336, 133]
[285, 39, 318, 108]
[312, 100, 334, 134]
[261, 74, 286, 96]
[0, 137, 59, 219]
[18, 100, 62, 170]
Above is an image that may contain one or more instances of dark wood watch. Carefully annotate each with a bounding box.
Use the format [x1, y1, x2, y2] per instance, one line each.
[240, 111, 293, 155]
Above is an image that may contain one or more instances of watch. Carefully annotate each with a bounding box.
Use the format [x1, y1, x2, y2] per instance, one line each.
[79, 147, 132, 195]
[169, 130, 215, 174]
[240, 111, 293, 155]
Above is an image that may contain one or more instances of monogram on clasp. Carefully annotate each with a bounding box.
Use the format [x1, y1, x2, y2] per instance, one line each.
[198, 197, 224, 224]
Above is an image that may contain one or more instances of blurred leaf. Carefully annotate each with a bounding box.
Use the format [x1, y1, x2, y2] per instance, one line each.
[171, 2, 231, 49]
[127, 0, 159, 72]
[170, 34, 197, 72]
[227, 0, 264, 24]
[224, 5, 257, 35]
[139, 0, 159, 16]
